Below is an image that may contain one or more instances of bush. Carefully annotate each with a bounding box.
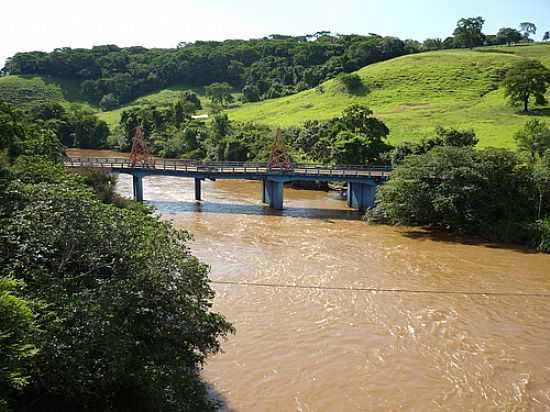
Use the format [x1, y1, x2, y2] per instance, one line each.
[337, 73, 363, 93]
[241, 84, 260, 103]
[182, 90, 202, 110]
[99, 93, 120, 111]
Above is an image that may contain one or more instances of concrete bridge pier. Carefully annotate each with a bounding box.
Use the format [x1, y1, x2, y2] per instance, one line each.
[194, 178, 202, 201]
[262, 179, 285, 210]
[132, 174, 144, 202]
[347, 181, 378, 212]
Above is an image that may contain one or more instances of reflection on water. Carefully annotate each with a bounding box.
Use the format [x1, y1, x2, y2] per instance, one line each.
[110, 171, 550, 412]
[147, 200, 361, 221]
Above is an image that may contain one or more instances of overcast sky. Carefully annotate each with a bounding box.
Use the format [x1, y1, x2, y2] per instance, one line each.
[1, 0, 549, 68]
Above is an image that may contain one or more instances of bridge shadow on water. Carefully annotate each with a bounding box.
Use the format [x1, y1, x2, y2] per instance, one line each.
[146, 200, 363, 221]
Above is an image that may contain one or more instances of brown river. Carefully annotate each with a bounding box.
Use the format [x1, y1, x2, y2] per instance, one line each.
[70, 150, 550, 411]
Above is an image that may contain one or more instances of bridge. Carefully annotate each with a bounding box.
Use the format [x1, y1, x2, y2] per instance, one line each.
[64, 157, 392, 211]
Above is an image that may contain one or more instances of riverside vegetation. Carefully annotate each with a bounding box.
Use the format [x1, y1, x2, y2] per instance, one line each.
[0, 101, 233, 411]
[1, 18, 550, 409]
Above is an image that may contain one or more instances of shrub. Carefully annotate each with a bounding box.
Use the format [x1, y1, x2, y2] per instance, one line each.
[337, 73, 363, 93]
[99, 93, 120, 111]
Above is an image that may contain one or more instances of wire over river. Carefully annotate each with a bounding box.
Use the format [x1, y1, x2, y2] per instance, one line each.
[210, 279, 550, 298]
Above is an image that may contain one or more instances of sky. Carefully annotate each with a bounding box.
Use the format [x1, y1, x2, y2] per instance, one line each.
[1, 0, 549, 68]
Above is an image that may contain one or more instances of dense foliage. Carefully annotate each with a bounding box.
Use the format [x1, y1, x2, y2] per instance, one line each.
[0, 100, 233, 411]
[3, 34, 415, 107]
[287, 104, 391, 164]
[114, 99, 391, 165]
[116, 99, 273, 161]
[0, 278, 36, 411]
[30, 101, 110, 148]
[373, 120, 550, 251]
[390, 126, 479, 164]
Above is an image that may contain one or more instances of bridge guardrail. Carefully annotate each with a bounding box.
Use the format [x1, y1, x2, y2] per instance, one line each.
[63, 157, 392, 178]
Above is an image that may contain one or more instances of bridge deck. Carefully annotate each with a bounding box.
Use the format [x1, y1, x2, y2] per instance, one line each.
[64, 157, 392, 181]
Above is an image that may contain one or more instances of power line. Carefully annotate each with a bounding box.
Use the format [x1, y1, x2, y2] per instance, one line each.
[210, 280, 550, 298]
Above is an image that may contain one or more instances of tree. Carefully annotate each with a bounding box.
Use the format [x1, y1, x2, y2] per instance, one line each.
[422, 38, 443, 51]
[332, 130, 389, 164]
[432, 126, 478, 147]
[519, 22, 537, 39]
[339, 104, 389, 138]
[503, 59, 550, 112]
[514, 119, 550, 164]
[442, 36, 456, 49]
[532, 151, 550, 219]
[375, 147, 530, 234]
[182, 90, 202, 111]
[204, 82, 234, 107]
[453, 17, 485, 48]
[403, 39, 422, 53]
[496, 28, 523, 45]
[241, 84, 260, 102]
[1, 180, 233, 411]
[99, 93, 120, 111]
[332, 105, 392, 164]
[543, 32, 550, 42]
[337, 73, 363, 93]
[0, 277, 37, 410]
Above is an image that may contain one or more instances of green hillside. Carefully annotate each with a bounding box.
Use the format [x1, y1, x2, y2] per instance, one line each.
[0, 75, 94, 110]
[2, 44, 550, 148]
[227, 44, 550, 148]
[96, 85, 213, 129]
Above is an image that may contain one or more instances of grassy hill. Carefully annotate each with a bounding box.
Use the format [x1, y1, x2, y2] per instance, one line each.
[95, 85, 215, 129]
[2, 43, 550, 148]
[227, 44, 550, 148]
[0, 75, 95, 110]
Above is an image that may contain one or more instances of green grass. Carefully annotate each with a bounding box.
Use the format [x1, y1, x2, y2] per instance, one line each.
[0, 75, 65, 107]
[2, 43, 550, 148]
[95, 84, 242, 130]
[474, 42, 550, 66]
[0, 75, 95, 111]
[227, 44, 550, 148]
[96, 86, 208, 130]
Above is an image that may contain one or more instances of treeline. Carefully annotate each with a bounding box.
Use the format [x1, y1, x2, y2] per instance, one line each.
[2, 33, 416, 107]
[421, 19, 544, 51]
[3, 21, 548, 110]
[0, 100, 233, 411]
[108, 97, 395, 166]
[27, 102, 110, 148]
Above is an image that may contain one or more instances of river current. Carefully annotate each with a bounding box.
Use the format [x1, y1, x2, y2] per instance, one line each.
[112, 173, 550, 412]
[68, 150, 550, 411]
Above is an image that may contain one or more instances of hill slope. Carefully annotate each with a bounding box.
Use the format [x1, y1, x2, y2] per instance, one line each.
[2, 44, 549, 148]
[228, 44, 550, 148]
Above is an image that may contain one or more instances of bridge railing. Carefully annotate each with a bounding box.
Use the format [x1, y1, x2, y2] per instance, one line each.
[63, 157, 392, 177]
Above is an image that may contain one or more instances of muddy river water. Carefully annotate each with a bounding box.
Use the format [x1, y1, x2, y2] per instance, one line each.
[69, 150, 550, 411]
[111, 172, 550, 412]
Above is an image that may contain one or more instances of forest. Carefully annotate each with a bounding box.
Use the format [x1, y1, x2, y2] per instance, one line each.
[2, 19, 543, 109]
